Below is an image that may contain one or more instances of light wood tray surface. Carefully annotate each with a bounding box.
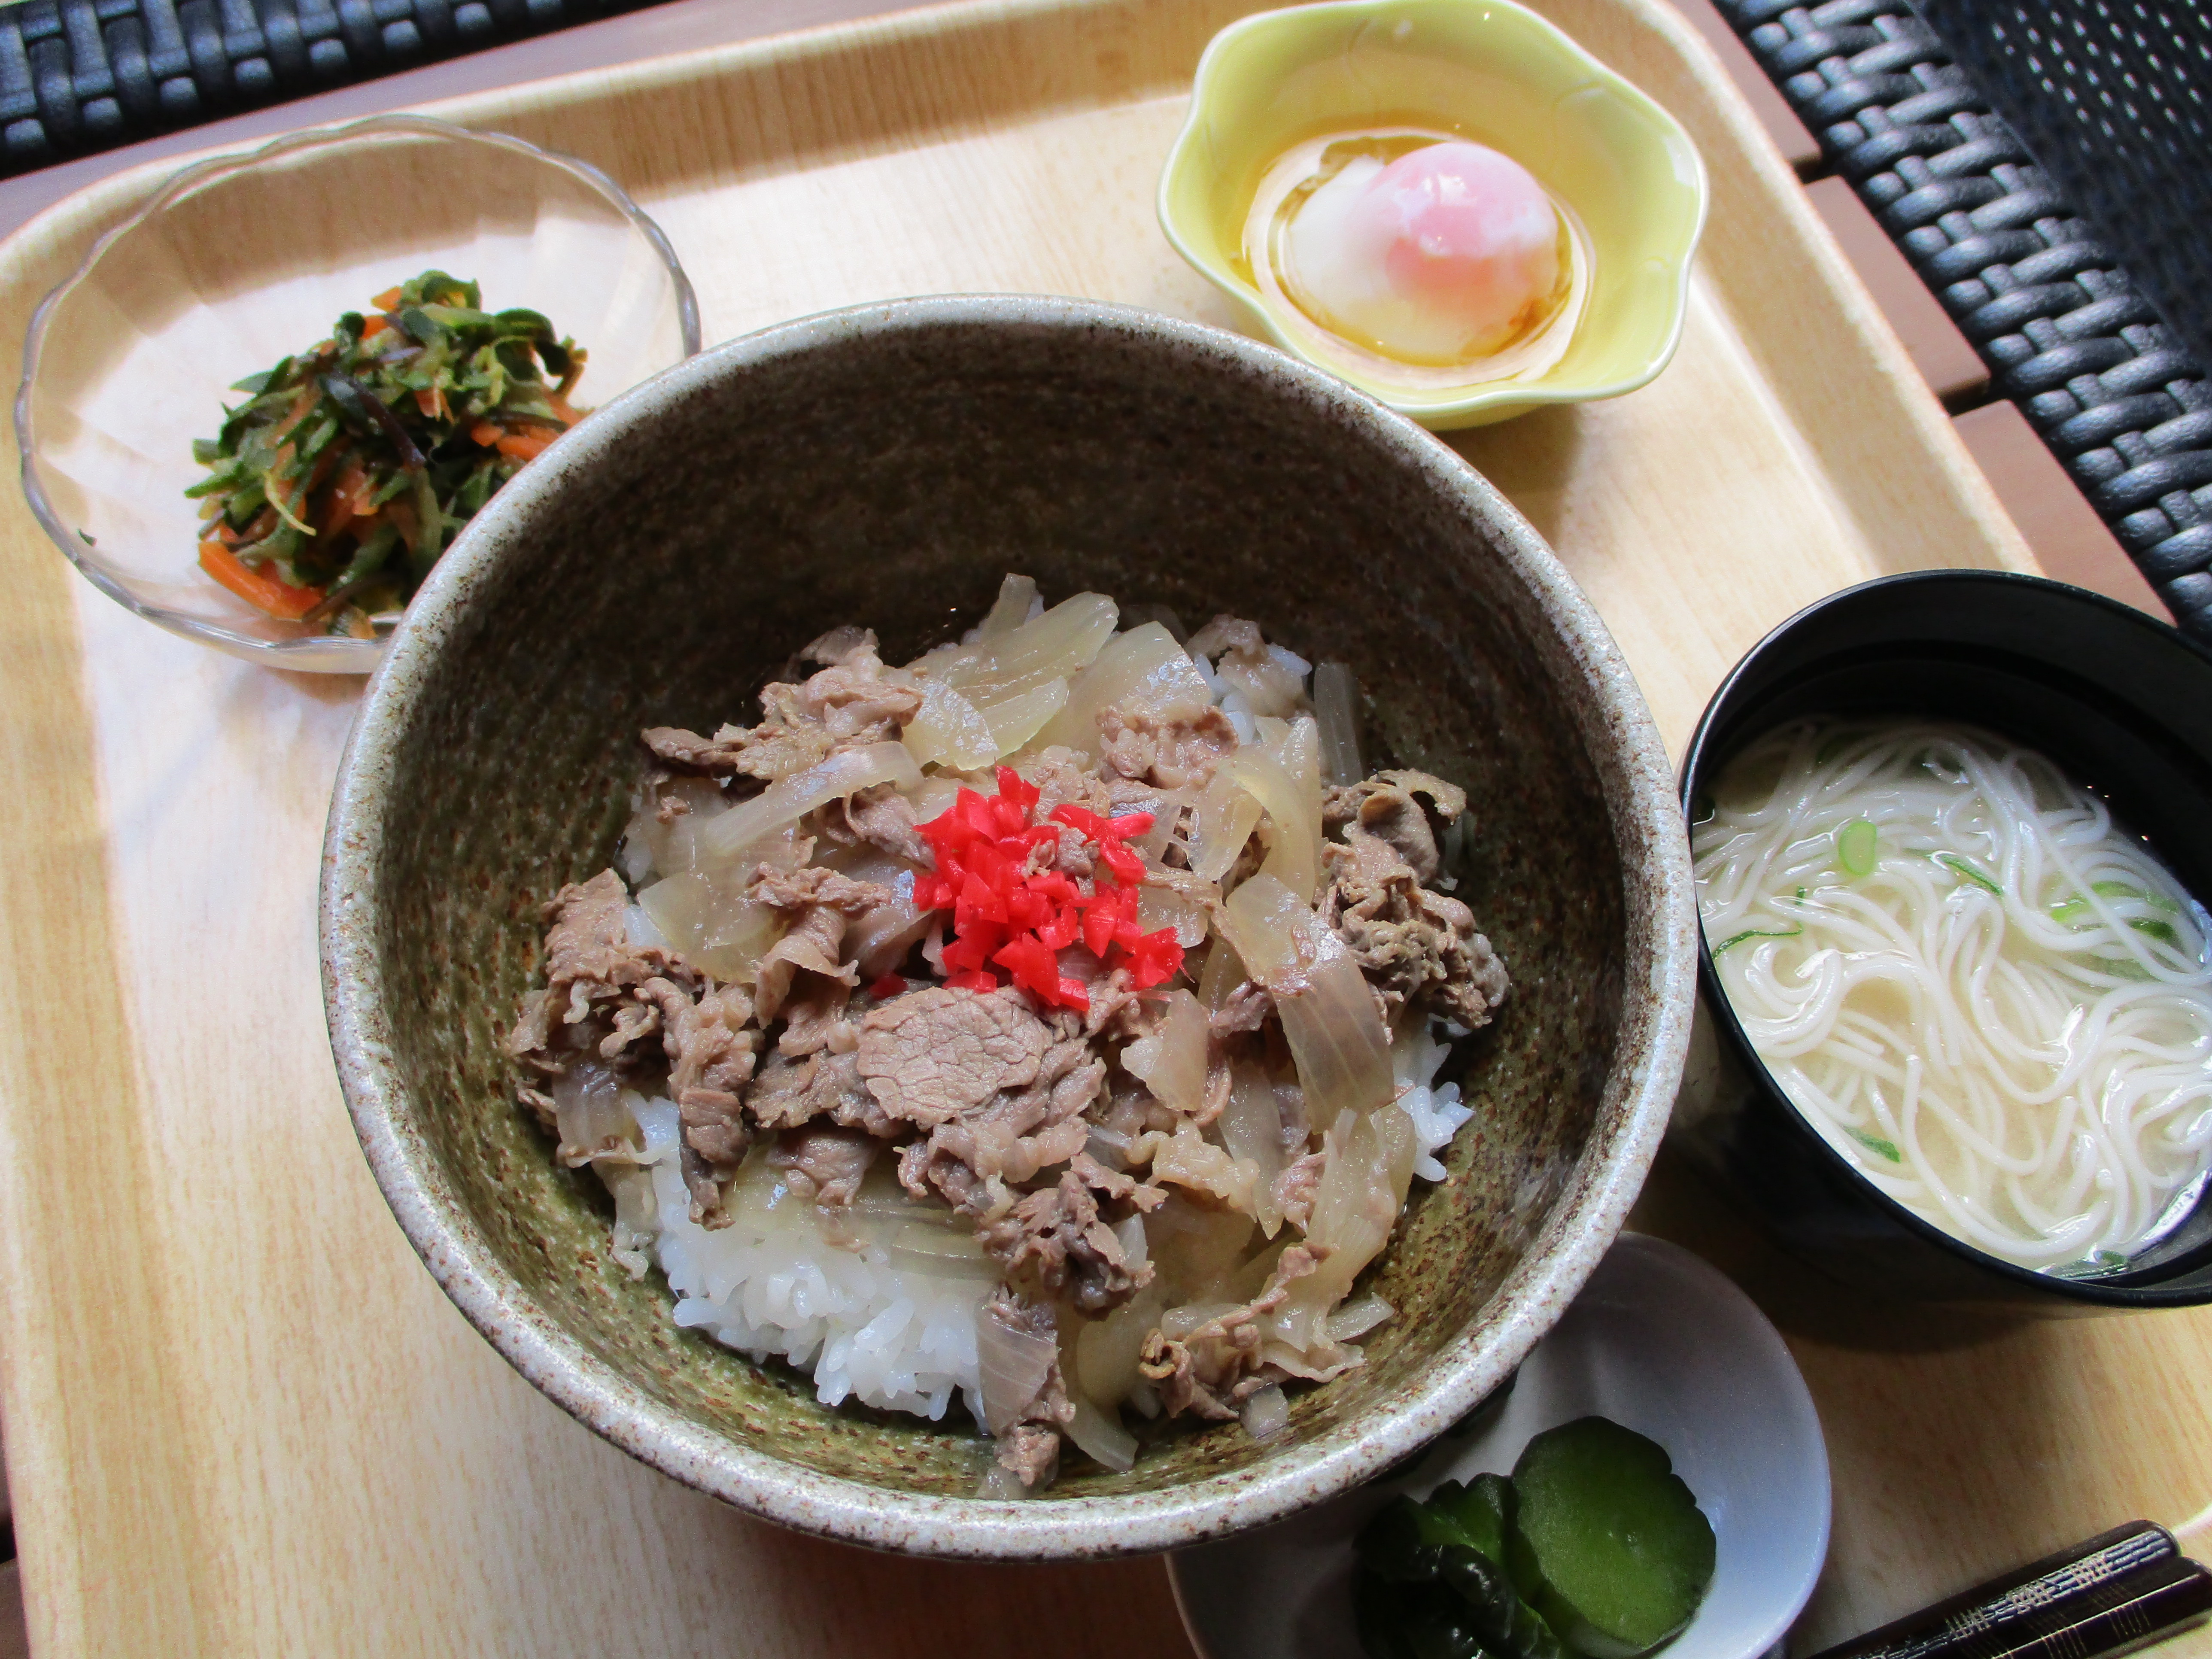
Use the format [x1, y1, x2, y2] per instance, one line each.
[3, 0, 2209, 1652]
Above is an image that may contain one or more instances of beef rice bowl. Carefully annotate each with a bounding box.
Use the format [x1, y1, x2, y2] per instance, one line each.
[508, 574, 1511, 1491]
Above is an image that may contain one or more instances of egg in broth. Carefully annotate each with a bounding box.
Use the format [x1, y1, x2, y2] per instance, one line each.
[1241, 130, 1589, 392]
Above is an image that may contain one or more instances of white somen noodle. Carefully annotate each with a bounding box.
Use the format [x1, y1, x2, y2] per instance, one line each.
[1693, 720, 2212, 1273]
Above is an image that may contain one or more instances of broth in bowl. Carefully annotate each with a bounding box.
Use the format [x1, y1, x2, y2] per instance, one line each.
[1695, 718, 2212, 1278]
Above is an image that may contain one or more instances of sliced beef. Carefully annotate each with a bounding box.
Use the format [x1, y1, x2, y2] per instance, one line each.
[1210, 979, 1275, 1037]
[507, 870, 714, 1129]
[510, 870, 692, 1054]
[647, 982, 760, 1099]
[641, 721, 830, 785]
[818, 783, 933, 866]
[1097, 703, 1239, 790]
[1024, 822, 1095, 881]
[1067, 1149, 1166, 1210]
[1187, 615, 1306, 717]
[856, 987, 1054, 1127]
[1273, 1151, 1325, 1231]
[638, 629, 921, 785]
[1319, 835, 1510, 1030]
[1139, 1245, 1320, 1420]
[747, 864, 893, 1026]
[593, 981, 763, 1225]
[897, 1035, 1105, 1216]
[681, 1089, 753, 1170]
[978, 1158, 1157, 1314]
[1185, 615, 1266, 662]
[996, 1424, 1062, 1489]
[757, 628, 922, 745]
[777, 989, 855, 1059]
[1023, 752, 1121, 817]
[1082, 967, 1151, 1041]
[747, 864, 894, 915]
[743, 1047, 892, 1135]
[1322, 769, 1468, 884]
[981, 1292, 1073, 1489]
[769, 1126, 880, 1206]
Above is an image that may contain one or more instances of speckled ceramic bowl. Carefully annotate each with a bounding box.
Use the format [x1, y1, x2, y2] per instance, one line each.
[321, 295, 1698, 1559]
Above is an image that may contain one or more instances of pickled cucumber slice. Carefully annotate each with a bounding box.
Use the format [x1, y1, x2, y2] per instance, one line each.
[1506, 1419, 1715, 1659]
[1431, 1475, 1514, 1562]
[1355, 1481, 1564, 1659]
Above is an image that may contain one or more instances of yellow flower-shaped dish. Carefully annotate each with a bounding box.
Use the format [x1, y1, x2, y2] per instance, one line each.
[1158, 0, 1708, 428]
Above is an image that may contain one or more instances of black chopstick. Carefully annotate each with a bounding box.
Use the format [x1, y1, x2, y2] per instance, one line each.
[1806, 1522, 2212, 1659]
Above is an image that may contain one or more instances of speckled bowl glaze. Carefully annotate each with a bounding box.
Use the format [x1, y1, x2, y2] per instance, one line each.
[321, 295, 1698, 1559]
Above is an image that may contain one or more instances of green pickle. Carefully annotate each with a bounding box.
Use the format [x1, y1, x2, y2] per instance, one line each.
[1354, 1478, 1564, 1659]
[1352, 1423, 1712, 1659]
[1506, 1419, 1716, 1659]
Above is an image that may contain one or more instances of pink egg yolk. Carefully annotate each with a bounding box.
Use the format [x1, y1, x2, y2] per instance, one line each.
[1282, 138, 1565, 364]
[1368, 141, 1559, 312]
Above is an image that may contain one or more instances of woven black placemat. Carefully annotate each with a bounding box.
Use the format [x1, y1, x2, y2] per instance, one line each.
[1722, 0, 2212, 640]
[0, 0, 661, 173]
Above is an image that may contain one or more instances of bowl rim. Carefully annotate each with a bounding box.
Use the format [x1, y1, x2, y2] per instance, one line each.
[1154, 0, 1711, 430]
[1680, 567, 2212, 1307]
[13, 111, 703, 675]
[321, 292, 1700, 1557]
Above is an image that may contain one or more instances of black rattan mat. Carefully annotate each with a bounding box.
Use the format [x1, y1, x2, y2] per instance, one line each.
[1723, 0, 2212, 639]
[0, 0, 660, 172]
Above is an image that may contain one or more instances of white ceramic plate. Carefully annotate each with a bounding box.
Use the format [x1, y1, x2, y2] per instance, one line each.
[1167, 1232, 1830, 1659]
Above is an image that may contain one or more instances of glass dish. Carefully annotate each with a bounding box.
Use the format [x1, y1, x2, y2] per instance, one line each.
[15, 113, 701, 674]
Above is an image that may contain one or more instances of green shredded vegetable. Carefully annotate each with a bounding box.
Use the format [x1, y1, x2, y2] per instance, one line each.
[2049, 881, 2182, 928]
[1710, 925, 1802, 956]
[188, 270, 586, 637]
[1844, 1125, 1902, 1162]
[1938, 854, 2003, 896]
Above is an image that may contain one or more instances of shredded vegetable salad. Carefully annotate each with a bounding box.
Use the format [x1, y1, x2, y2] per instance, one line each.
[188, 270, 585, 637]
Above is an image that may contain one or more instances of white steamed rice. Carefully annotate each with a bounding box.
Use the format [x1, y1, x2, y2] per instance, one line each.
[609, 1006, 1473, 1428]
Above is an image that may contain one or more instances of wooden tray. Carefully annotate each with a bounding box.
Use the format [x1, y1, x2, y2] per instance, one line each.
[3, 0, 2207, 1652]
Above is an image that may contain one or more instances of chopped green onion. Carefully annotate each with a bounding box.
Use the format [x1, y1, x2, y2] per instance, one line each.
[2052, 881, 2181, 924]
[1710, 925, 1802, 956]
[1836, 818, 1878, 877]
[1939, 854, 2003, 896]
[1845, 1125, 1901, 1162]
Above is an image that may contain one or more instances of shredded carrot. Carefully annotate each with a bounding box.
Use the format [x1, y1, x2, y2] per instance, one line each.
[199, 540, 325, 620]
[267, 391, 317, 446]
[413, 386, 448, 421]
[372, 285, 404, 311]
[385, 498, 419, 552]
[546, 393, 583, 428]
[494, 429, 556, 461]
[469, 420, 504, 447]
[266, 442, 305, 516]
[362, 314, 388, 340]
[318, 459, 371, 538]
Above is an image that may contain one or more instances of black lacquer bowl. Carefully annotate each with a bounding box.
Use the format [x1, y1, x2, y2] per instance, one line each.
[1673, 570, 2212, 1312]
